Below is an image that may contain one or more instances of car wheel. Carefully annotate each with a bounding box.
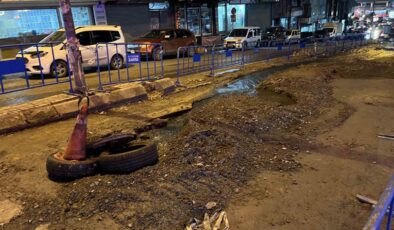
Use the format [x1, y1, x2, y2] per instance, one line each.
[152, 47, 163, 61]
[51, 60, 68, 78]
[46, 153, 98, 182]
[98, 142, 158, 174]
[110, 55, 124, 70]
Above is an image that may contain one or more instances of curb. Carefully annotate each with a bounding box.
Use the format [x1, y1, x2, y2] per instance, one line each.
[0, 82, 151, 135]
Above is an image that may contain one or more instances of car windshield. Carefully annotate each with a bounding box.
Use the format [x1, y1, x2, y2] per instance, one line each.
[40, 31, 66, 44]
[229, 29, 248, 37]
[142, 30, 167, 38]
[286, 31, 292, 35]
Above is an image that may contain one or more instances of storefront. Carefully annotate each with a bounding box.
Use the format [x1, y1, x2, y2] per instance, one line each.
[0, 0, 103, 42]
[175, 3, 214, 36]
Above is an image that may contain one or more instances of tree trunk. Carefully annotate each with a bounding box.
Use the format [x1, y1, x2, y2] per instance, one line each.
[59, 0, 87, 95]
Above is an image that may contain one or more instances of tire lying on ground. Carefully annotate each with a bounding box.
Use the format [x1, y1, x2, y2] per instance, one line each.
[98, 142, 158, 174]
[46, 153, 98, 182]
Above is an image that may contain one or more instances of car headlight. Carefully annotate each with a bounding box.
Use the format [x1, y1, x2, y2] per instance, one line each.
[31, 52, 48, 59]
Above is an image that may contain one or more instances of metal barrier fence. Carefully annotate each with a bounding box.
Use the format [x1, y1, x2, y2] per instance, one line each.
[176, 34, 368, 78]
[96, 42, 164, 90]
[0, 42, 73, 95]
[363, 175, 394, 230]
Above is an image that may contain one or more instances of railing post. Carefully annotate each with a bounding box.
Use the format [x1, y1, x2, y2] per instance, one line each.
[210, 45, 215, 77]
[96, 44, 103, 90]
[176, 47, 181, 85]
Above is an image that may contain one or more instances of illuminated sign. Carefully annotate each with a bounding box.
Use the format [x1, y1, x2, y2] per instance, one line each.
[149, 2, 169, 10]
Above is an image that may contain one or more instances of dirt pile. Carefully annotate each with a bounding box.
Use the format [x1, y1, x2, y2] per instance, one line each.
[3, 47, 393, 229]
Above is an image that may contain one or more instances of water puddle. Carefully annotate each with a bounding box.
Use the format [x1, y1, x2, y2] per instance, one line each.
[143, 68, 296, 140]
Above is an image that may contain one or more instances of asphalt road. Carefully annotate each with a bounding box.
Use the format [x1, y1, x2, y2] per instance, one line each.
[0, 42, 347, 107]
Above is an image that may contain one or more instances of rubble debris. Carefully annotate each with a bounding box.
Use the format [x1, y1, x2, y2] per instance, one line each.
[185, 211, 229, 230]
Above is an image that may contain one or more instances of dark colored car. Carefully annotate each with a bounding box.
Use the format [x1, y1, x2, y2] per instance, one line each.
[261, 26, 286, 41]
[128, 29, 196, 59]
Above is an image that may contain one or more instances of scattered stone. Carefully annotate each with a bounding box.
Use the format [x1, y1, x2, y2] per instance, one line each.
[0, 199, 23, 226]
[205, 201, 217, 210]
[35, 223, 50, 230]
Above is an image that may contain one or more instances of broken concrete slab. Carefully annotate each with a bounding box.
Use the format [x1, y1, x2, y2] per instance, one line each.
[0, 111, 27, 133]
[147, 102, 192, 119]
[152, 78, 176, 95]
[0, 199, 23, 226]
[22, 105, 59, 125]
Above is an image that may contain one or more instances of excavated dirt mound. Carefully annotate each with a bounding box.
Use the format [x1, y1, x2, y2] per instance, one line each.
[2, 47, 392, 229]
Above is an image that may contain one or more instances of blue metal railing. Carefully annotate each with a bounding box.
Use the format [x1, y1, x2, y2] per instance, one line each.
[176, 34, 369, 78]
[95, 42, 164, 90]
[0, 42, 73, 95]
[364, 175, 394, 230]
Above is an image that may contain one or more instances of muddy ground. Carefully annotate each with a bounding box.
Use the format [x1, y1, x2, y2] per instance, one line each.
[0, 47, 393, 230]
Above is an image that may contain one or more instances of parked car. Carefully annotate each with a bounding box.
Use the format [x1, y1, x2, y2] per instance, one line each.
[224, 27, 261, 49]
[285, 29, 301, 42]
[261, 26, 286, 42]
[16, 25, 126, 78]
[300, 31, 315, 42]
[128, 29, 196, 59]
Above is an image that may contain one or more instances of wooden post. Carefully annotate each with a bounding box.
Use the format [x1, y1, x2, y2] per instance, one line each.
[59, 0, 87, 95]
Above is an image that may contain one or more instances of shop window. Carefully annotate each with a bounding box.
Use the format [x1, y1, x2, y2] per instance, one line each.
[218, 4, 245, 32]
[177, 5, 212, 36]
[0, 9, 59, 39]
[71, 7, 93, 26]
[59, 7, 93, 27]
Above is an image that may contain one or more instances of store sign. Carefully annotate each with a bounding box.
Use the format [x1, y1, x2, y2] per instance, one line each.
[193, 54, 201, 62]
[229, 0, 256, 3]
[94, 3, 107, 25]
[127, 54, 141, 64]
[149, 2, 169, 11]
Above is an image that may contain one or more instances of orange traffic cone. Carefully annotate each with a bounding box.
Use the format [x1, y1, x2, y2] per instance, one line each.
[63, 102, 88, 161]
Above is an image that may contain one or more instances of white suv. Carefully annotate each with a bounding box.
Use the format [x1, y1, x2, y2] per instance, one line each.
[224, 27, 261, 49]
[17, 25, 126, 78]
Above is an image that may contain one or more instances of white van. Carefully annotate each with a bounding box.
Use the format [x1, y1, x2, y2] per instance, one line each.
[16, 25, 126, 77]
[224, 27, 261, 49]
[285, 30, 301, 42]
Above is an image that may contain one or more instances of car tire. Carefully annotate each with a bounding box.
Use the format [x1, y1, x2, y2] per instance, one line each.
[98, 142, 158, 174]
[152, 47, 162, 61]
[46, 153, 98, 182]
[50, 60, 68, 78]
[110, 55, 124, 70]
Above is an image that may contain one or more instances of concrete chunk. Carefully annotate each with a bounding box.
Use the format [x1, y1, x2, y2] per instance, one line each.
[152, 78, 176, 95]
[0, 200, 23, 226]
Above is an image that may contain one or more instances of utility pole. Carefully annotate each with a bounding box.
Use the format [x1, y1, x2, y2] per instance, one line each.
[59, 0, 87, 95]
